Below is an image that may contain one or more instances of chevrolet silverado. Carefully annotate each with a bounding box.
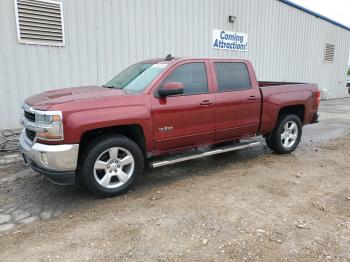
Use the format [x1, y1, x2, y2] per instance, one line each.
[20, 55, 320, 197]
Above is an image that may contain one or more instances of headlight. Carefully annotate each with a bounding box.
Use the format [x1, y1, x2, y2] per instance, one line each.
[35, 114, 62, 125]
[22, 103, 64, 142]
[34, 111, 64, 141]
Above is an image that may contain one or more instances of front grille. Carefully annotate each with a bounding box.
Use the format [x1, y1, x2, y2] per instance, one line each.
[24, 111, 35, 122]
[25, 128, 36, 141]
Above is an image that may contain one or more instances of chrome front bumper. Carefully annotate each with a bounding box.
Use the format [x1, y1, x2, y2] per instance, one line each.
[19, 129, 79, 184]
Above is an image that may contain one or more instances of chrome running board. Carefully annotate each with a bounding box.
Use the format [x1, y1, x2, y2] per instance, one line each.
[150, 141, 261, 168]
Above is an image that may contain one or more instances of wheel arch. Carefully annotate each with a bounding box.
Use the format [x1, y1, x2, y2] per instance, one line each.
[263, 104, 305, 139]
[277, 104, 305, 124]
[79, 124, 147, 159]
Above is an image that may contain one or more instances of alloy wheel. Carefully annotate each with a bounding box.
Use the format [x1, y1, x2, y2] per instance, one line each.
[93, 147, 135, 189]
[280, 121, 298, 149]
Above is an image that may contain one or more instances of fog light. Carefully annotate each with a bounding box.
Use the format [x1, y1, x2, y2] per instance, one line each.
[41, 153, 49, 166]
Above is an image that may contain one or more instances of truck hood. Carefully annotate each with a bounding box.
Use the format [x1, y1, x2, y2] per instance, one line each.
[25, 85, 127, 110]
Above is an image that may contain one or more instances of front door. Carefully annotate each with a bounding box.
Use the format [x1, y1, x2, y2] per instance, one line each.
[150, 61, 215, 152]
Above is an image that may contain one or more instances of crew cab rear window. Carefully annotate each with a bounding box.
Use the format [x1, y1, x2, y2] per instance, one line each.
[214, 62, 251, 92]
[163, 63, 208, 95]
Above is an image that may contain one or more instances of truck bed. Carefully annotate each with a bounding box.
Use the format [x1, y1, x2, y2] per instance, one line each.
[257, 81, 319, 135]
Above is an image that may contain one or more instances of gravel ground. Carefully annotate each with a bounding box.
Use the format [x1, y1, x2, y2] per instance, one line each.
[0, 98, 349, 261]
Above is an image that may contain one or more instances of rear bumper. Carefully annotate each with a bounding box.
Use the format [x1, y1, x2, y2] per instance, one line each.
[19, 129, 78, 185]
[311, 113, 319, 124]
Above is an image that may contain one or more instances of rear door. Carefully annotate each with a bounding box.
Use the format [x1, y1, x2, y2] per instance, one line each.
[150, 60, 215, 152]
[211, 61, 261, 140]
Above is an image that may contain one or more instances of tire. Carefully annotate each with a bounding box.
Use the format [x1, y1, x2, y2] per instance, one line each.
[78, 134, 144, 197]
[265, 137, 273, 149]
[265, 114, 302, 154]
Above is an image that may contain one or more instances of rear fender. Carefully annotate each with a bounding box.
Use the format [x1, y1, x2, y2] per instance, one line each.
[259, 90, 314, 134]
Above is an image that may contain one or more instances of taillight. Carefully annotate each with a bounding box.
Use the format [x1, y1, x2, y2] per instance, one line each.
[315, 90, 321, 107]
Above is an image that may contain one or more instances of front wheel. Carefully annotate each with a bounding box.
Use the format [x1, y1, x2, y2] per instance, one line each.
[78, 134, 144, 197]
[265, 114, 302, 154]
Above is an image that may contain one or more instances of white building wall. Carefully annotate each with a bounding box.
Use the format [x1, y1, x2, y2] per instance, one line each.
[0, 0, 349, 129]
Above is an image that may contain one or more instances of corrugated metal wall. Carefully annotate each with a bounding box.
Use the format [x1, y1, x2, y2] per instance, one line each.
[0, 0, 349, 129]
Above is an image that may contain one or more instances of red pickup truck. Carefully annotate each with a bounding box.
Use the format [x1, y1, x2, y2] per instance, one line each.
[20, 56, 320, 197]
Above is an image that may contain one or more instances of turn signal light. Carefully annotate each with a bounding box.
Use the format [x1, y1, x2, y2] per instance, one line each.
[36, 132, 63, 140]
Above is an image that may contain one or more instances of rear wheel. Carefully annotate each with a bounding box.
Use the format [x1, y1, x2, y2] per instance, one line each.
[78, 134, 144, 197]
[265, 114, 302, 154]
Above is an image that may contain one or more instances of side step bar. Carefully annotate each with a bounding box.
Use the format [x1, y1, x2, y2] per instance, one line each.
[150, 141, 261, 168]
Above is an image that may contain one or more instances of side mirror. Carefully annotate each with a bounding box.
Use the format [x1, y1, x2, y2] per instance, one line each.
[158, 82, 184, 97]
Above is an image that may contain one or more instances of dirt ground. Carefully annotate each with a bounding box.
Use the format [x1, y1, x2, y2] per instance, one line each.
[0, 134, 349, 261]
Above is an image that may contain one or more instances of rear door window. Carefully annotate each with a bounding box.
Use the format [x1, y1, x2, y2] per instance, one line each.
[163, 62, 208, 95]
[214, 62, 251, 92]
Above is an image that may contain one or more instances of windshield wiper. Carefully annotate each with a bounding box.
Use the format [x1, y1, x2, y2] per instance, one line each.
[102, 85, 124, 89]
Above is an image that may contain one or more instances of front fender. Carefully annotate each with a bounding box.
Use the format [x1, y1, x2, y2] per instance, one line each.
[63, 106, 153, 150]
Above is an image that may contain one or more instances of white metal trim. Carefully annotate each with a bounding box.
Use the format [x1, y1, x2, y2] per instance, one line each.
[13, 0, 65, 47]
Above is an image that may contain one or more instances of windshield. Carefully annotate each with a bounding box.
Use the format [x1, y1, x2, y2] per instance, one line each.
[104, 62, 168, 93]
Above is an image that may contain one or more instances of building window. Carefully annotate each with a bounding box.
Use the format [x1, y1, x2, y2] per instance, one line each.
[14, 0, 65, 46]
[324, 43, 335, 62]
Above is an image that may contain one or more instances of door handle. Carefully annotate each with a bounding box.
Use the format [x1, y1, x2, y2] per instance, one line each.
[200, 100, 213, 106]
[247, 96, 258, 101]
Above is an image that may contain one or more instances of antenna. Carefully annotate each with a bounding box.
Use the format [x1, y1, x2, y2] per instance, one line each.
[164, 54, 174, 61]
